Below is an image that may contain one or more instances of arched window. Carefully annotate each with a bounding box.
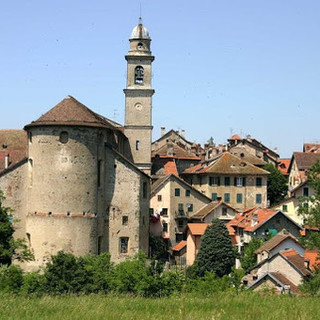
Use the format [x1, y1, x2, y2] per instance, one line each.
[135, 66, 144, 84]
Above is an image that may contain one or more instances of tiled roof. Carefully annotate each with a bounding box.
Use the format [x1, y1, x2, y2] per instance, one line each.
[152, 142, 200, 160]
[191, 201, 238, 221]
[233, 208, 277, 232]
[171, 240, 187, 252]
[187, 223, 210, 236]
[0, 130, 28, 173]
[182, 152, 269, 175]
[228, 134, 242, 141]
[305, 250, 320, 270]
[269, 272, 300, 294]
[25, 96, 123, 131]
[254, 230, 300, 254]
[229, 150, 267, 166]
[278, 158, 290, 175]
[281, 249, 311, 276]
[191, 201, 221, 220]
[163, 159, 178, 176]
[150, 175, 169, 194]
[292, 152, 320, 171]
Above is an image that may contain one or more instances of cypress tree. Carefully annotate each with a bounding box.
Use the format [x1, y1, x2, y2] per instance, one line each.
[195, 219, 236, 277]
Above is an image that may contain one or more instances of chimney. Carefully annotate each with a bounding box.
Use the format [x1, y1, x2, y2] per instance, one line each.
[181, 129, 186, 139]
[161, 127, 166, 137]
[5, 153, 9, 169]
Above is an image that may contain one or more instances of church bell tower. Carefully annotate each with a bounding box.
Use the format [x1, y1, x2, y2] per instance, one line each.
[124, 18, 155, 175]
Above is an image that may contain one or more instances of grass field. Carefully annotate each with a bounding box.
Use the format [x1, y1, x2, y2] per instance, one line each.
[1, 292, 320, 320]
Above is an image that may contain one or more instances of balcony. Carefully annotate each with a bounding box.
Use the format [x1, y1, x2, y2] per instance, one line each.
[175, 211, 188, 219]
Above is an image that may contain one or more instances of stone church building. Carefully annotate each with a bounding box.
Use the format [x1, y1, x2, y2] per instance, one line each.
[0, 20, 154, 270]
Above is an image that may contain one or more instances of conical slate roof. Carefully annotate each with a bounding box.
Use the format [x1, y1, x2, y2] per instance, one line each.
[25, 96, 123, 131]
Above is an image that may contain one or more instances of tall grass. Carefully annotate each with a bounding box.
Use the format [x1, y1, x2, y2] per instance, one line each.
[0, 292, 320, 320]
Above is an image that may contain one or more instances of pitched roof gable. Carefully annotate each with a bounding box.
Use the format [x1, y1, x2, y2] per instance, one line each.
[171, 240, 187, 252]
[191, 200, 238, 221]
[187, 223, 210, 236]
[280, 249, 311, 276]
[25, 96, 123, 131]
[254, 230, 302, 254]
[152, 142, 200, 160]
[290, 152, 320, 172]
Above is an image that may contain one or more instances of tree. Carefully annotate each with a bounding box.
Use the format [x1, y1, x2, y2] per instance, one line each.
[0, 190, 15, 265]
[240, 237, 263, 272]
[194, 219, 236, 277]
[298, 160, 320, 249]
[263, 163, 288, 206]
[0, 190, 34, 265]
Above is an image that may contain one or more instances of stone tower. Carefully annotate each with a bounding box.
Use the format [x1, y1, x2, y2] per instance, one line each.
[124, 18, 155, 175]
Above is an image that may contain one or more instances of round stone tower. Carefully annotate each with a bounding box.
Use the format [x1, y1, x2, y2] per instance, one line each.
[24, 96, 112, 268]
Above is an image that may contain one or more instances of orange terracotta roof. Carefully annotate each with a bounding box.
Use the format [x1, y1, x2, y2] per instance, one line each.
[228, 134, 242, 140]
[164, 160, 178, 176]
[305, 250, 320, 270]
[278, 159, 290, 175]
[281, 249, 311, 276]
[183, 152, 269, 175]
[171, 240, 187, 252]
[227, 224, 236, 236]
[25, 96, 123, 131]
[187, 223, 210, 236]
[191, 201, 238, 221]
[0, 130, 28, 174]
[183, 163, 202, 174]
[236, 208, 278, 232]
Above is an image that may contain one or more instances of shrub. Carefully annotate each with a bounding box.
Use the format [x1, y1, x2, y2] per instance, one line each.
[0, 264, 24, 293]
[21, 271, 46, 295]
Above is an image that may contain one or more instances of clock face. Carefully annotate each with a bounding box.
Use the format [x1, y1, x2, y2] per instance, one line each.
[135, 103, 143, 111]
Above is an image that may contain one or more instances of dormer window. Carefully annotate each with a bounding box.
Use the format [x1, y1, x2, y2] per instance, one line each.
[135, 66, 144, 84]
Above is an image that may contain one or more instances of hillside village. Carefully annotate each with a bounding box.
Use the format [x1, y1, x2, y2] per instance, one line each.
[1, 20, 320, 295]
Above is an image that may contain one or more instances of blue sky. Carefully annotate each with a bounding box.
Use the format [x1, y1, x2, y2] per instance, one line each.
[1, 0, 319, 157]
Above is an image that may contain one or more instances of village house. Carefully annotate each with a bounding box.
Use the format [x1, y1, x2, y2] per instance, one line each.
[150, 174, 211, 246]
[181, 152, 269, 211]
[243, 231, 313, 294]
[227, 208, 302, 254]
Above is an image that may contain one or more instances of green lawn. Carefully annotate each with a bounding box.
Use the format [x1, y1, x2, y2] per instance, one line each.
[0, 293, 319, 320]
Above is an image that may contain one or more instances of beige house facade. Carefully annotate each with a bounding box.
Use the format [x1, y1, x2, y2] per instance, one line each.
[150, 174, 211, 246]
[182, 152, 269, 211]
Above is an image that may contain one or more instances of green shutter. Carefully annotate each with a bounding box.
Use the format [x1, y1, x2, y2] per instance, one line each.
[234, 177, 237, 186]
[218, 177, 220, 186]
[243, 177, 246, 186]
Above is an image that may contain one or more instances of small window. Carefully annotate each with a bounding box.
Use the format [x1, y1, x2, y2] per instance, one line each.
[187, 204, 193, 212]
[149, 208, 154, 215]
[256, 177, 262, 187]
[135, 66, 144, 84]
[236, 193, 243, 204]
[161, 208, 168, 216]
[178, 203, 184, 213]
[224, 177, 230, 186]
[59, 131, 69, 144]
[222, 207, 228, 216]
[178, 220, 184, 228]
[256, 194, 262, 204]
[211, 193, 218, 201]
[162, 222, 168, 232]
[120, 237, 129, 254]
[209, 176, 220, 186]
[224, 193, 230, 203]
[303, 187, 309, 197]
[185, 189, 191, 197]
[283, 204, 288, 212]
[97, 160, 102, 187]
[235, 177, 245, 187]
[175, 188, 180, 197]
[136, 140, 140, 150]
[122, 216, 128, 225]
[143, 182, 147, 199]
[158, 195, 162, 201]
